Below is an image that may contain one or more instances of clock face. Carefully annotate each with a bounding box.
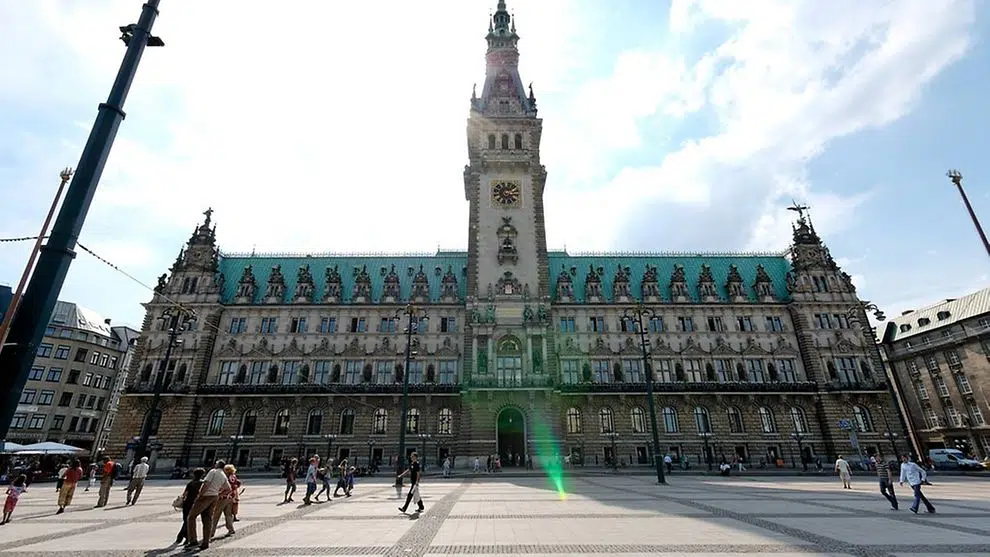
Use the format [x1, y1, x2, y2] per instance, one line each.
[492, 180, 521, 207]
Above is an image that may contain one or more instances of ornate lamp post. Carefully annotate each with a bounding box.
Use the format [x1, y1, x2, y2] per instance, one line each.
[324, 433, 337, 463]
[367, 439, 376, 471]
[698, 432, 714, 471]
[622, 303, 666, 484]
[605, 431, 619, 471]
[229, 434, 245, 464]
[395, 304, 427, 487]
[946, 169, 990, 258]
[417, 432, 433, 469]
[135, 305, 195, 462]
[790, 431, 808, 471]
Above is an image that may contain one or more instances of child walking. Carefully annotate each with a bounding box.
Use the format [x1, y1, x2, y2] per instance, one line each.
[2, 475, 28, 525]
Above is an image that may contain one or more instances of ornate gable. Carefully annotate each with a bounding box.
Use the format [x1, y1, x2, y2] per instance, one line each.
[234, 265, 257, 302]
[555, 265, 574, 302]
[589, 337, 613, 356]
[669, 264, 689, 302]
[373, 337, 396, 357]
[651, 337, 676, 356]
[436, 337, 459, 358]
[310, 337, 335, 358]
[217, 338, 241, 358]
[279, 337, 305, 358]
[752, 264, 775, 301]
[439, 266, 459, 302]
[382, 265, 401, 302]
[263, 265, 286, 303]
[585, 265, 604, 302]
[680, 337, 708, 357]
[294, 264, 315, 303]
[742, 337, 770, 356]
[246, 337, 275, 358]
[641, 265, 661, 302]
[620, 337, 641, 356]
[834, 335, 858, 353]
[558, 337, 584, 357]
[697, 264, 718, 302]
[710, 337, 738, 356]
[773, 336, 799, 356]
[341, 338, 366, 357]
[725, 264, 746, 302]
[411, 265, 430, 302]
[322, 265, 343, 303]
[352, 265, 372, 302]
[613, 265, 632, 302]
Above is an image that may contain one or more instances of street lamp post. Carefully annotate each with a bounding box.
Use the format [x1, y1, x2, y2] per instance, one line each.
[367, 439, 376, 471]
[0, 0, 165, 442]
[135, 306, 195, 463]
[229, 434, 245, 464]
[418, 432, 433, 470]
[395, 304, 427, 488]
[875, 404, 900, 459]
[790, 432, 808, 471]
[847, 301, 913, 457]
[325, 433, 337, 463]
[946, 169, 990, 259]
[605, 432, 619, 471]
[698, 432, 714, 471]
[623, 303, 666, 484]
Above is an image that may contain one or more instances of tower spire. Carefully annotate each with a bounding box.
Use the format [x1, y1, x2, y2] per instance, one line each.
[474, 1, 536, 117]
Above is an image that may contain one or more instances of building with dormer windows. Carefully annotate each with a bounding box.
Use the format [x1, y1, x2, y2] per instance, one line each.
[109, 1, 902, 472]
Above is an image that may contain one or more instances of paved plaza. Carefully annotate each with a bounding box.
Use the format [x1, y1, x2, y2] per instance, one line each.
[2, 473, 990, 556]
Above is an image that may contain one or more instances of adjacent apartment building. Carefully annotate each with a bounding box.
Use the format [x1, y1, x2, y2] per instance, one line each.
[7, 300, 140, 454]
[880, 287, 990, 459]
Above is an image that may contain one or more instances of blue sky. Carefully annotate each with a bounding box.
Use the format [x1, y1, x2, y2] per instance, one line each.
[0, 0, 987, 327]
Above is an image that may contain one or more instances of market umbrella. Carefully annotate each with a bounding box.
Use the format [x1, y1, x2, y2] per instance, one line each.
[14, 441, 85, 455]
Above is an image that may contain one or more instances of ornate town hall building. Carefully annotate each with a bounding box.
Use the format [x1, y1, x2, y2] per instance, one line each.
[110, 2, 900, 472]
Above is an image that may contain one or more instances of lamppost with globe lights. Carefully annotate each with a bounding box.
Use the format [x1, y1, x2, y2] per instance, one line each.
[229, 434, 245, 464]
[698, 432, 714, 471]
[946, 169, 990, 259]
[395, 304, 427, 487]
[324, 433, 337, 464]
[417, 432, 433, 470]
[622, 302, 666, 484]
[604, 431, 619, 471]
[135, 305, 196, 463]
[790, 431, 808, 471]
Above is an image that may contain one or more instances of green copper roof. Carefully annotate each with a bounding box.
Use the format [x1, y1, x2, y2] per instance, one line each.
[548, 253, 792, 303]
[219, 253, 468, 304]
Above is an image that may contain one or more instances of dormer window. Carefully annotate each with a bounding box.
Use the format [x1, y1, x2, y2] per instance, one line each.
[918, 318, 931, 326]
[936, 311, 951, 320]
[899, 324, 911, 332]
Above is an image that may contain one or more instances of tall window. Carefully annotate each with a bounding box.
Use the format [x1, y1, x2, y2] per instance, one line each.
[758, 407, 776, 433]
[654, 360, 674, 382]
[408, 361, 424, 384]
[715, 360, 732, 382]
[339, 409, 355, 435]
[967, 401, 986, 426]
[406, 408, 420, 434]
[438, 361, 458, 384]
[240, 410, 257, 436]
[790, 407, 808, 433]
[206, 409, 225, 436]
[312, 361, 331, 384]
[747, 360, 766, 382]
[694, 407, 711, 433]
[685, 360, 704, 382]
[592, 360, 611, 383]
[373, 408, 388, 434]
[250, 362, 267, 385]
[727, 406, 744, 433]
[273, 409, 290, 436]
[835, 357, 858, 384]
[375, 361, 393, 384]
[852, 405, 873, 432]
[566, 407, 582, 434]
[623, 359, 644, 382]
[344, 360, 362, 384]
[662, 407, 678, 433]
[438, 408, 453, 435]
[631, 407, 646, 433]
[306, 410, 323, 435]
[599, 408, 615, 433]
[561, 360, 580, 384]
[777, 360, 797, 382]
[281, 361, 301, 385]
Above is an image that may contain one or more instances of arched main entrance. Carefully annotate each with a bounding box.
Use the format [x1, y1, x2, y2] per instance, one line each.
[496, 407, 526, 466]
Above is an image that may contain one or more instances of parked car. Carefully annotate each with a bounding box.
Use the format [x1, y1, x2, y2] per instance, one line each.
[928, 448, 984, 470]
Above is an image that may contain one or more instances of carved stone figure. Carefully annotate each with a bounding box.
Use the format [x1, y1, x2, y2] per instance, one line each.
[383, 265, 401, 299]
[537, 305, 549, 323]
[412, 265, 430, 300]
[236, 265, 257, 299]
[353, 265, 372, 299]
[532, 347, 543, 373]
[477, 350, 488, 374]
[486, 305, 496, 323]
[155, 273, 167, 293]
[471, 308, 482, 324]
[495, 271, 521, 296]
[556, 266, 574, 299]
[324, 265, 343, 300]
[523, 305, 534, 323]
[265, 265, 286, 300]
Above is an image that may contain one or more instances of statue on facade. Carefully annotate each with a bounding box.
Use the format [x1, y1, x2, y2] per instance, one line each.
[532, 347, 543, 373]
[477, 351, 488, 374]
[155, 273, 167, 293]
[523, 305, 534, 323]
[537, 305, 549, 323]
[486, 305, 496, 323]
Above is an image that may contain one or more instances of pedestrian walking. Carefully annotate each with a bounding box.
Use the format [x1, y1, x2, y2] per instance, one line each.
[397, 452, 425, 514]
[473, 457, 480, 473]
[333, 459, 351, 497]
[873, 454, 898, 510]
[174, 468, 205, 546]
[228, 468, 243, 522]
[95, 456, 117, 507]
[186, 460, 231, 550]
[56, 459, 83, 515]
[316, 466, 332, 501]
[834, 455, 852, 489]
[126, 456, 150, 505]
[303, 457, 318, 505]
[283, 458, 298, 503]
[899, 455, 936, 514]
[55, 462, 68, 492]
[84, 464, 97, 492]
[442, 457, 451, 478]
[210, 464, 238, 538]
[1, 475, 27, 525]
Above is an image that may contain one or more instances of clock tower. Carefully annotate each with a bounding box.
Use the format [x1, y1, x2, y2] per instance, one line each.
[464, 1, 549, 307]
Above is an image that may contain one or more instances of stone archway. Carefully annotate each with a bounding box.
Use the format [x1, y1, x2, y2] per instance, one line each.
[496, 407, 526, 466]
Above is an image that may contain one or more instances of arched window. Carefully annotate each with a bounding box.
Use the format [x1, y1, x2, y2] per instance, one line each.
[662, 407, 678, 433]
[373, 408, 388, 434]
[630, 407, 646, 433]
[273, 409, 290, 436]
[240, 410, 257, 436]
[438, 408, 453, 435]
[566, 407, 582, 434]
[145, 409, 162, 436]
[790, 406, 808, 433]
[306, 409, 323, 435]
[758, 407, 777, 433]
[339, 408, 355, 435]
[727, 406, 744, 433]
[853, 405, 874, 432]
[501, 133, 509, 149]
[406, 408, 420, 434]
[488, 134, 496, 149]
[599, 407, 615, 433]
[514, 133, 523, 149]
[206, 409, 225, 436]
[694, 406, 711, 433]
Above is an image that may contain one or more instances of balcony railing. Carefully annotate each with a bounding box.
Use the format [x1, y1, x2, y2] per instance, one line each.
[126, 383, 191, 394]
[823, 380, 889, 392]
[558, 381, 819, 394]
[466, 375, 556, 389]
[196, 383, 459, 395]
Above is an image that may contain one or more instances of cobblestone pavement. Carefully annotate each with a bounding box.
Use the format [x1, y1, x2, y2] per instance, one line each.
[2, 473, 989, 556]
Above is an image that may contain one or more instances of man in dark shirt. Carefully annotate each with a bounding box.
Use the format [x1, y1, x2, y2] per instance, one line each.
[397, 452, 425, 513]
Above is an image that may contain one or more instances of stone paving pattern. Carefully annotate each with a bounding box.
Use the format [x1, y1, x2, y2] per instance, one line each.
[2, 473, 989, 556]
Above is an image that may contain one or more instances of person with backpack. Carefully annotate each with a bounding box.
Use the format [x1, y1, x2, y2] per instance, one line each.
[95, 456, 117, 508]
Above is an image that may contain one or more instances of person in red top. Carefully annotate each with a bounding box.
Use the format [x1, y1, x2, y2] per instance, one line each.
[56, 459, 84, 514]
[96, 456, 116, 508]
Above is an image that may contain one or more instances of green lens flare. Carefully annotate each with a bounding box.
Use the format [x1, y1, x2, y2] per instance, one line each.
[530, 413, 568, 499]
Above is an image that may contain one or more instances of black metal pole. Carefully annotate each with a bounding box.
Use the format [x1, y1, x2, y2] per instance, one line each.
[948, 170, 990, 259]
[395, 307, 415, 488]
[630, 307, 666, 484]
[703, 436, 711, 471]
[0, 0, 162, 440]
[135, 314, 178, 462]
[877, 405, 898, 458]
